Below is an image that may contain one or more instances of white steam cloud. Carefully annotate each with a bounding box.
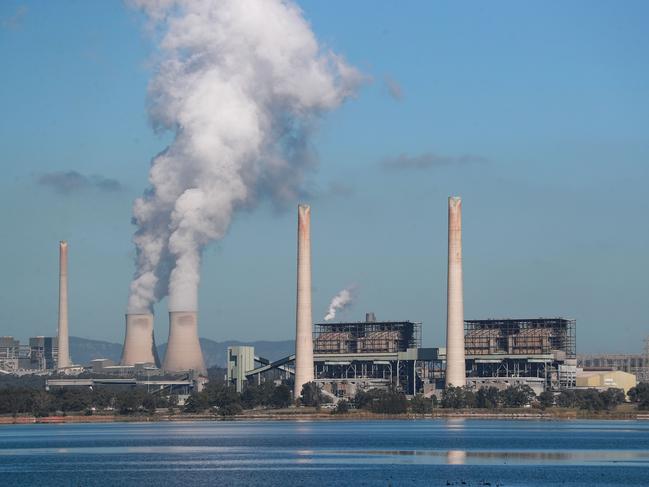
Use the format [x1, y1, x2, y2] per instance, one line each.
[324, 287, 356, 321]
[127, 0, 363, 313]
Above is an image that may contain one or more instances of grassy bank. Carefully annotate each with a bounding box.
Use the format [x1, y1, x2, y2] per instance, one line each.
[1, 405, 647, 425]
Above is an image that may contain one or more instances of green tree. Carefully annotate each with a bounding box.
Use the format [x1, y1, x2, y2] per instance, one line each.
[332, 400, 350, 415]
[556, 389, 577, 408]
[242, 382, 279, 409]
[183, 391, 210, 413]
[476, 387, 500, 409]
[499, 385, 535, 408]
[168, 394, 179, 408]
[30, 391, 52, 417]
[115, 389, 148, 415]
[441, 386, 465, 408]
[0, 387, 32, 415]
[142, 393, 158, 414]
[91, 388, 116, 410]
[410, 394, 433, 414]
[353, 388, 407, 414]
[354, 389, 383, 410]
[51, 389, 92, 413]
[628, 383, 649, 410]
[575, 389, 605, 411]
[370, 390, 408, 414]
[241, 384, 264, 409]
[205, 383, 242, 416]
[538, 390, 554, 409]
[300, 382, 324, 408]
[600, 388, 625, 410]
[270, 384, 292, 408]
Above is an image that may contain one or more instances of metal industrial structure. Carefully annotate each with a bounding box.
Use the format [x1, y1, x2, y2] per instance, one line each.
[228, 314, 441, 398]
[313, 318, 421, 354]
[445, 196, 466, 387]
[227, 346, 255, 392]
[45, 375, 205, 397]
[578, 338, 649, 383]
[312, 316, 437, 397]
[121, 313, 160, 367]
[294, 204, 314, 398]
[464, 317, 577, 391]
[0, 336, 58, 373]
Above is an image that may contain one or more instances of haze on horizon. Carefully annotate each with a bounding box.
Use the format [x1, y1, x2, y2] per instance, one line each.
[0, 0, 647, 354]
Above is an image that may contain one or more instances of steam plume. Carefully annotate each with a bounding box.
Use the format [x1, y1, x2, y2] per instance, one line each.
[127, 0, 362, 313]
[324, 286, 355, 321]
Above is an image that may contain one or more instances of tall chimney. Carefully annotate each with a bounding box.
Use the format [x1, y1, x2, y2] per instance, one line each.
[57, 241, 71, 369]
[121, 313, 160, 367]
[294, 204, 314, 399]
[445, 196, 466, 387]
[162, 311, 206, 375]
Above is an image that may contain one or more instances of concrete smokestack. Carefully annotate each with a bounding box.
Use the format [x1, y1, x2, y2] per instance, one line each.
[57, 241, 71, 369]
[445, 196, 466, 388]
[120, 313, 160, 367]
[294, 204, 314, 399]
[162, 311, 206, 375]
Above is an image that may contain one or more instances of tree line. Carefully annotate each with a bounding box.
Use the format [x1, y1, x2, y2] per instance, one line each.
[1, 379, 646, 417]
[0, 386, 177, 417]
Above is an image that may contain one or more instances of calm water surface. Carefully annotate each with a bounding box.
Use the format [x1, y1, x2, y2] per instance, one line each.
[0, 419, 648, 486]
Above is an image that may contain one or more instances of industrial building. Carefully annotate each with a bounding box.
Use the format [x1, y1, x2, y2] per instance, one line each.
[578, 338, 649, 383]
[227, 313, 442, 398]
[464, 318, 577, 392]
[223, 200, 585, 398]
[575, 370, 637, 395]
[227, 346, 256, 392]
[45, 375, 206, 399]
[228, 315, 581, 398]
[91, 358, 161, 377]
[312, 316, 439, 397]
[0, 336, 58, 374]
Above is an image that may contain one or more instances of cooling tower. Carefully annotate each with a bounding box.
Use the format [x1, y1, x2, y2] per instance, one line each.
[57, 241, 71, 369]
[120, 313, 160, 367]
[445, 196, 466, 387]
[162, 311, 206, 375]
[294, 204, 314, 399]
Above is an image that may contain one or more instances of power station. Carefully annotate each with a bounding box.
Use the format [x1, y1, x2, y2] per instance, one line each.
[4, 198, 610, 403]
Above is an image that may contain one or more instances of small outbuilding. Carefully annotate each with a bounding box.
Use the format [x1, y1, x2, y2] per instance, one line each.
[576, 370, 637, 396]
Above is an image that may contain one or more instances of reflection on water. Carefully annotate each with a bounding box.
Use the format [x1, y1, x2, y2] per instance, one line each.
[446, 450, 466, 465]
[0, 420, 648, 486]
[340, 448, 649, 465]
[444, 418, 467, 431]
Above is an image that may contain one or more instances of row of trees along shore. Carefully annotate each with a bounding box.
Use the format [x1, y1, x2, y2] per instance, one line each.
[1, 381, 648, 417]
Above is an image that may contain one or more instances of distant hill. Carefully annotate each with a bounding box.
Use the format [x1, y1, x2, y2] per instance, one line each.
[70, 336, 123, 365]
[70, 336, 294, 368]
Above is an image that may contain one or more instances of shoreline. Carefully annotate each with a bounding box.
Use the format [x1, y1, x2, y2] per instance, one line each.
[2, 408, 648, 425]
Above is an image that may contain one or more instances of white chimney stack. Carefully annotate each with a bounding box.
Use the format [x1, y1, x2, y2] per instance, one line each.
[57, 240, 71, 369]
[445, 196, 466, 387]
[294, 204, 314, 398]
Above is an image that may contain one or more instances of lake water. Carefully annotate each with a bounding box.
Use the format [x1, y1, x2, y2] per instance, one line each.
[0, 419, 648, 486]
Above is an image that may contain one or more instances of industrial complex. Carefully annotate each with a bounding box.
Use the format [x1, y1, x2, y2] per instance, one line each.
[1, 198, 646, 403]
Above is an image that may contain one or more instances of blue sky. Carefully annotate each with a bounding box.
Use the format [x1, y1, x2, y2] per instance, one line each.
[0, 1, 647, 352]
